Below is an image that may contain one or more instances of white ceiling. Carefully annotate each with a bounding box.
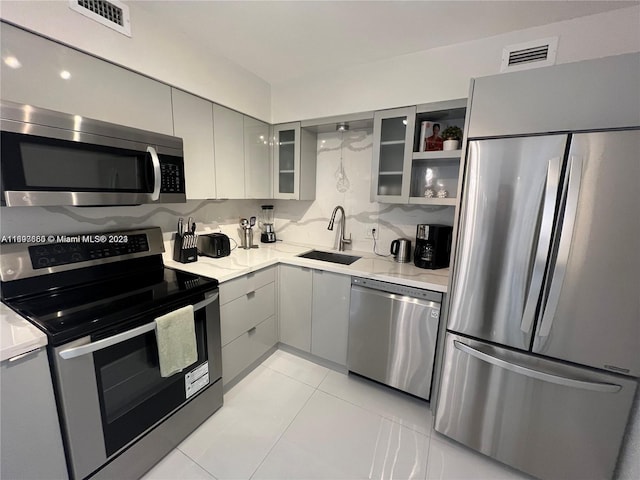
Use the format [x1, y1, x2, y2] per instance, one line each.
[135, 1, 637, 85]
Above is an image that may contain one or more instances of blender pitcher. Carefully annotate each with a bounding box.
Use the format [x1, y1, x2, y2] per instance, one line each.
[259, 205, 276, 243]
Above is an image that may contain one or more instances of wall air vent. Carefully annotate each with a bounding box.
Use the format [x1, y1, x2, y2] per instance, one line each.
[501, 37, 558, 73]
[69, 0, 131, 37]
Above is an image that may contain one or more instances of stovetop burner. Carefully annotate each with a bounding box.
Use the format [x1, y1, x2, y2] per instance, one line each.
[0, 227, 218, 345]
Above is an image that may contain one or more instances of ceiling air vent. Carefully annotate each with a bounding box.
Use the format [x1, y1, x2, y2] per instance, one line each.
[68, 0, 131, 37]
[501, 37, 558, 73]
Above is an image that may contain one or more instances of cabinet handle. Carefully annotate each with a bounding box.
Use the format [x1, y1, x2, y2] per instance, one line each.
[246, 290, 256, 298]
[247, 326, 257, 334]
[8, 347, 41, 362]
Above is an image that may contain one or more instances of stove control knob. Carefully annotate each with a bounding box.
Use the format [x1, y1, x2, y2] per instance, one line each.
[5, 269, 14, 275]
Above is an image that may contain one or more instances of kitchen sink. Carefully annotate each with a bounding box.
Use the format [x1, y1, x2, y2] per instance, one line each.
[297, 250, 361, 265]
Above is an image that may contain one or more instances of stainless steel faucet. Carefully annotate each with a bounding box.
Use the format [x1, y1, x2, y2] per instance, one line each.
[327, 205, 352, 251]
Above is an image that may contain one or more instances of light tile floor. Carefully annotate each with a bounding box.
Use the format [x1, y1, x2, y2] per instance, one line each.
[141, 350, 532, 480]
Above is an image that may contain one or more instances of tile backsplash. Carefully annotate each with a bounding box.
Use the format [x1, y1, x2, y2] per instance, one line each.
[0, 129, 454, 252]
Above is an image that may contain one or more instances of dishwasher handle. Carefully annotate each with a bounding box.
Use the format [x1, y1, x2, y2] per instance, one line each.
[351, 284, 441, 310]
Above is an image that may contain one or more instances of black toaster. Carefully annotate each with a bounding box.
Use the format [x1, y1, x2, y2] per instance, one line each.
[197, 233, 231, 258]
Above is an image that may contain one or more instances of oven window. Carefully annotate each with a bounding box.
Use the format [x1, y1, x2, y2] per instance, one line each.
[93, 312, 207, 456]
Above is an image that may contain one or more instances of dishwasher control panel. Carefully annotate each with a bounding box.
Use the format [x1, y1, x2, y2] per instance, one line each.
[351, 277, 442, 303]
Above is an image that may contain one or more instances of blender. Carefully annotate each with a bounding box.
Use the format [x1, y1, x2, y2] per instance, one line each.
[259, 205, 276, 243]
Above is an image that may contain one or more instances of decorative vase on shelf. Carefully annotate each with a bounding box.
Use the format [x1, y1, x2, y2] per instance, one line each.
[443, 139, 459, 151]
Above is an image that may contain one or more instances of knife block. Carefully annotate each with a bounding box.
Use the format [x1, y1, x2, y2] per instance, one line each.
[173, 233, 198, 263]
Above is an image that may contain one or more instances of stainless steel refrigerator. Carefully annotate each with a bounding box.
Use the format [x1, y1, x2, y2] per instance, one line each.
[434, 129, 639, 480]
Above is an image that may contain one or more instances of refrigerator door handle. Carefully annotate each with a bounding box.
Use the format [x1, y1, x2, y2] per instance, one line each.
[520, 156, 561, 334]
[453, 340, 621, 393]
[538, 155, 583, 338]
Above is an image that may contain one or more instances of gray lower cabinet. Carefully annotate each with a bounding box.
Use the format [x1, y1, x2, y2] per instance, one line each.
[0, 22, 173, 135]
[1, 348, 68, 480]
[220, 267, 277, 386]
[279, 265, 351, 365]
[278, 265, 312, 352]
[311, 270, 350, 365]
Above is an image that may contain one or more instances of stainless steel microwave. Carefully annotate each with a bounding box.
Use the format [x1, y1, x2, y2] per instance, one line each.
[0, 100, 186, 207]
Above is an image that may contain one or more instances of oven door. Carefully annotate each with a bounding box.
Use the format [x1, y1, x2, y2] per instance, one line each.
[50, 290, 221, 480]
[0, 129, 185, 206]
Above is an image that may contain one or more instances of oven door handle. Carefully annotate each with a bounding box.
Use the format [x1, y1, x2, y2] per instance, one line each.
[58, 292, 219, 360]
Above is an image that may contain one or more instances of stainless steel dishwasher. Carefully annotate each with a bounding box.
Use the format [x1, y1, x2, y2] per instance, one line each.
[347, 277, 442, 400]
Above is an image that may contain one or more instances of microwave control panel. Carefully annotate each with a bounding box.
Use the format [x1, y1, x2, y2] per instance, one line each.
[160, 163, 184, 194]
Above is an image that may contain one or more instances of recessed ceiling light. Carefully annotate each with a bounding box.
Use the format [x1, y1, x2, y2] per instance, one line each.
[3, 56, 21, 69]
[60, 70, 71, 80]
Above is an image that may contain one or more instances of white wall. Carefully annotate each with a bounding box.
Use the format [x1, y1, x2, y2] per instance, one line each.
[0, 0, 271, 121]
[271, 5, 640, 123]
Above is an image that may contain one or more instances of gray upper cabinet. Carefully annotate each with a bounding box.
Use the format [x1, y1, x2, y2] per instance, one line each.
[371, 106, 416, 203]
[0, 22, 173, 135]
[468, 53, 640, 137]
[273, 122, 317, 200]
[244, 117, 272, 199]
[371, 100, 467, 206]
[213, 104, 246, 199]
[171, 89, 216, 200]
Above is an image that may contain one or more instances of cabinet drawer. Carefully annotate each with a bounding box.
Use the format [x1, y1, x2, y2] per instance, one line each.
[221, 315, 277, 386]
[219, 266, 276, 305]
[220, 282, 275, 346]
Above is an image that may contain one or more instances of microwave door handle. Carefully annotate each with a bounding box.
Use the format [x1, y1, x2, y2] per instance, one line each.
[58, 292, 219, 359]
[538, 155, 583, 338]
[520, 156, 561, 334]
[147, 146, 161, 201]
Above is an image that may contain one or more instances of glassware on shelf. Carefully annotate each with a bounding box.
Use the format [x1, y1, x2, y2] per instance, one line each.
[424, 167, 438, 198]
[436, 180, 449, 198]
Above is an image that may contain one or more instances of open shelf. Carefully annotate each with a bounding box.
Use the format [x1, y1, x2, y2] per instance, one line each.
[409, 197, 457, 206]
[412, 150, 462, 160]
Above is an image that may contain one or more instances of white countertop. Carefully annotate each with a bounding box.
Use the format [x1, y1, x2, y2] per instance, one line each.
[163, 240, 450, 292]
[1, 302, 47, 362]
[0, 240, 448, 361]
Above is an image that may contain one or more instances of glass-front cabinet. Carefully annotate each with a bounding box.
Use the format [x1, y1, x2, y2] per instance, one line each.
[371, 100, 467, 205]
[273, 122, 300, 199]
[273, 122, 316, 200]
[371, 107, 416, 203]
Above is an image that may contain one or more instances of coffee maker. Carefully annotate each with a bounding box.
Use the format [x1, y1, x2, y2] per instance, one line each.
[414, 224, 452, 269]
[259, 205, 276, 243]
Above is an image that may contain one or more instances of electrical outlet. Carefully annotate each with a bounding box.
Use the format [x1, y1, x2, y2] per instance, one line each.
[365, 224, 379, 239]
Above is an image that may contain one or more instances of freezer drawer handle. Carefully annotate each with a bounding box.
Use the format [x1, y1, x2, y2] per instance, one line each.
[453, 340, 621, 393]
[59, 293, 219, 359]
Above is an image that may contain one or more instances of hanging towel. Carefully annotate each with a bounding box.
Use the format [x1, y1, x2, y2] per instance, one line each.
[155, 305, 197, 377]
